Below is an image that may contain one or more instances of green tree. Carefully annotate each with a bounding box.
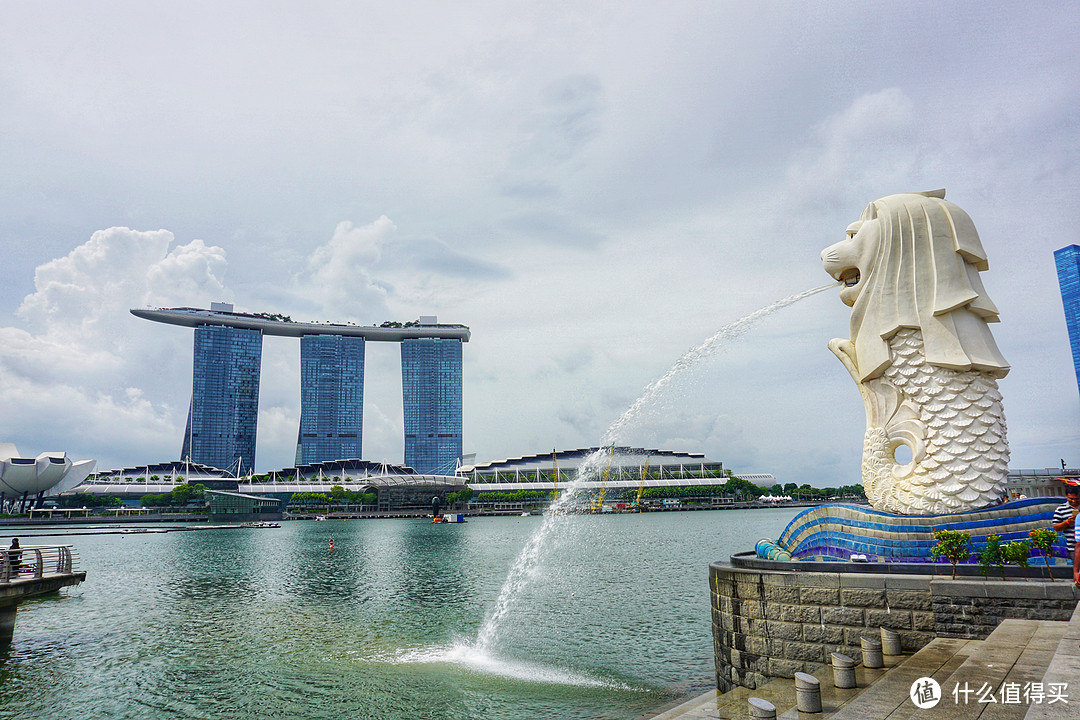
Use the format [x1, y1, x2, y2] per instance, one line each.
[1028, 528, 1058, 582]
[931, 530, 971, 579]
[1002, 540, 1031, 570]
[978, 535, 1006, 579]
[55, 493, 122, 509]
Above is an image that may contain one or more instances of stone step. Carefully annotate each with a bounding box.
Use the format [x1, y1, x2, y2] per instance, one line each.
[652, 617, 1071, 720]
[651, 648, 911, 720]
[787, 637, 976, 720]
[903, 619, 1070, 720]
[1023, 603, 1080, 720]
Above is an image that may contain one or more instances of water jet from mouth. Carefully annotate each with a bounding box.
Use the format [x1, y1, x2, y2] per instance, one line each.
[470, 282, 840, 662]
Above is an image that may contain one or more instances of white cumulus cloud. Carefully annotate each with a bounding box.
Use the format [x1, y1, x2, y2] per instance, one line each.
[305, 216, 397, 321]
[0, 228, 230, 467]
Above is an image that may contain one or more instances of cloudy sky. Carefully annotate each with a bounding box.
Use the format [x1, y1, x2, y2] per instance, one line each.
[1, 2, 1078, 486]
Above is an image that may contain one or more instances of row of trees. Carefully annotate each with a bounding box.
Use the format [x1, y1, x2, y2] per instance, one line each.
[475, 489, 551, 503]
[140, 484, 207, 508]
[289, 489, 378, 506]
[931, 528, 1058, 580]
[470, 479, 866, 505]
[52, 493, 123, 508]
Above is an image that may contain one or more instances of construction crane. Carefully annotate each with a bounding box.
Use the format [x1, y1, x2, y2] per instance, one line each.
[551, 448, 559, 502]
[591, 444, 616, 513]
[633, 455, 651, 511]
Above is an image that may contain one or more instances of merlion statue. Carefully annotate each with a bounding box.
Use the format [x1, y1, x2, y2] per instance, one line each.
[821, 190, 1010, 515]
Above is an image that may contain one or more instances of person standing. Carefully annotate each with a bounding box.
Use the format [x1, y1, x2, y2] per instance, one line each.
[1052, 482, 1080, 561]
[6, 538, 22, 576]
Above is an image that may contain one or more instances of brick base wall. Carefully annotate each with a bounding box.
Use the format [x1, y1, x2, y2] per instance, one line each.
[710, 562, 1080, 691]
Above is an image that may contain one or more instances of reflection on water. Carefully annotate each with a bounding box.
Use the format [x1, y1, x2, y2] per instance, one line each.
[0, 509, 797, 720]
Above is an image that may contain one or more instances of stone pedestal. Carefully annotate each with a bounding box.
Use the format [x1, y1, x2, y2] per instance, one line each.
[711, 556, 1080, 691]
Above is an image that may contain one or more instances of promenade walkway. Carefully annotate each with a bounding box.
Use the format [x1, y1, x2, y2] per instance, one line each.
[646, 603, 1080, 720]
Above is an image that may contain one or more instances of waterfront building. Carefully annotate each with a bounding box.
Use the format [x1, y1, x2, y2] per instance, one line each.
[205, 490, 284, 522]
[1054, 244, 1080, 397]
[401, 337, 463, 475]
[181, 323, 262, 476]
[0, 442, 96, 512]
[297, 334, 365, 465]
[82, 459, 463, 512]
[458, 446, 771, 491]
[132, 304, 469, 475]
[1006, 467, 1077, 499]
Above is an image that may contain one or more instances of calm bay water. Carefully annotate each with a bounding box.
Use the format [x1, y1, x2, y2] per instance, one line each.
[0, 508, 797, 720]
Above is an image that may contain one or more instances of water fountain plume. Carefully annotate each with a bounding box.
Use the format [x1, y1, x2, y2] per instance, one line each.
[473, 282, 839, 657]
[602, 282, 839, 444]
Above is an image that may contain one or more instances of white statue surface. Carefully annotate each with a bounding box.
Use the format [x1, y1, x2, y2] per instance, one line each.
[821, 190, 1010, 515]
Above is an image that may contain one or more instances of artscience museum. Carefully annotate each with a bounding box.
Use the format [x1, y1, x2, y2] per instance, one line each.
[0, 442, 96, 511]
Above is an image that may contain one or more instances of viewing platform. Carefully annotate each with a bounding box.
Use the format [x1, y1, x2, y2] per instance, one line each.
[652, 600, 1080, 720]
[0, 545, 86, 642]
[131, 306, 471, 341]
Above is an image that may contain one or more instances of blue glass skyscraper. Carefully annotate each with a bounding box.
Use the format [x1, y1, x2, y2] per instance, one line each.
[135, 305, 469, 474]
[401, 338, 463, 475]
[1055, 245, 1080, 396]
[181, 324, 263, 476]
[297, 334, 365, 464]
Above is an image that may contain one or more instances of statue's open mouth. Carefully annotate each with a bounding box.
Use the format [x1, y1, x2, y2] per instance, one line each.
[839, 268, 860, 287]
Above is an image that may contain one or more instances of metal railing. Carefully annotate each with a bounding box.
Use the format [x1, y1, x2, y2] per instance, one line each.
[0, 546, 80, 582]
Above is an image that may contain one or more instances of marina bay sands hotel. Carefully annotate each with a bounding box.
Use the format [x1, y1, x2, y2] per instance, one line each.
[131, 303, 469, 477]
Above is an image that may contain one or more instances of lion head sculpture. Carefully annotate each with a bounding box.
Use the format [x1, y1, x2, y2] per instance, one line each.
[821, 189, 1009, 382]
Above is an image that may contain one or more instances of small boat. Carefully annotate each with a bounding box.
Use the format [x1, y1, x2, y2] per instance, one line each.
[520, 511, 530, 517]
[434, 513, 466, 524]
[314, 515, 328, 521]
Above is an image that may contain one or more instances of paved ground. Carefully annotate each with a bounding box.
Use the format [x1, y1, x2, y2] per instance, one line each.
[647, 603, 1080, 720]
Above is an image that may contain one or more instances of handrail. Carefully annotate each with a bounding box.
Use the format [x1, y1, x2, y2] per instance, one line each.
[0, 545, 80, 582]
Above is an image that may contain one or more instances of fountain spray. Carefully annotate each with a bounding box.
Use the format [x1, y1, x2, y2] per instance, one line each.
[474, 282, 838, 653]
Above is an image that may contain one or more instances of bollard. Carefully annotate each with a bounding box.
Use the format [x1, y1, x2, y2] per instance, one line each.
[748, 697, 777, 719]
[831, 652, 856, 689]
[795, 671, 822, 713]
[881, 627, 902, 656]
[861, 636, 884, 668]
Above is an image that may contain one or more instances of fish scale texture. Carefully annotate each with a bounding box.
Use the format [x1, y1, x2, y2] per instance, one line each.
[862, 328, 1009, 515]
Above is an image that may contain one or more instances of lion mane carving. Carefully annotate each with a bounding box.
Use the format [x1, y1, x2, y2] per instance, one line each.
[821, 190, 1010, 515]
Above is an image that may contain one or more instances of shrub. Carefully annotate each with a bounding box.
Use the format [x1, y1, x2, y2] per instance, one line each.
[930, 530, 971, 579]
[978, 535, 1006, 579]
[1002, 540, 1032, 569]
[1028, 528, 1058, 582]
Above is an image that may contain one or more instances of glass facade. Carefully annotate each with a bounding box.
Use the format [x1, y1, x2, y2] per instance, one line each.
[401, 338, 463, 475]
[181, 325, 262, 476]
[1055, 245, 1080, 397]
[297, 334, 365, 464]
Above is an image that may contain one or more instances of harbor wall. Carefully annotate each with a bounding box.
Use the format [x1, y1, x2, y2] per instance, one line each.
[710, 558, 1080, 691]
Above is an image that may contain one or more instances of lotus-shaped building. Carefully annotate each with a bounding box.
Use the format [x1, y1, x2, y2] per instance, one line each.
[0, 442, 96, 503]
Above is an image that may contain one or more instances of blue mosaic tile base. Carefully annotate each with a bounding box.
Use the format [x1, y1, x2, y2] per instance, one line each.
[767, 498, 1069, 563]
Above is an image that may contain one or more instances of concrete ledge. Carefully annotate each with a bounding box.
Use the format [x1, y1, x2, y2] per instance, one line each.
[0, 572, 86, 606]
[730, 551, 1073, 579]
[713, 558, 1080, 691]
